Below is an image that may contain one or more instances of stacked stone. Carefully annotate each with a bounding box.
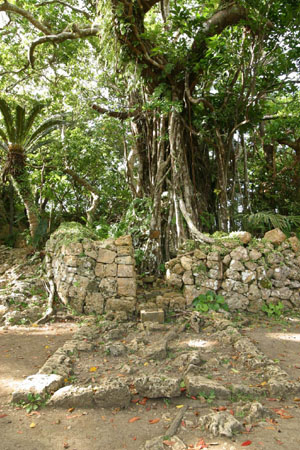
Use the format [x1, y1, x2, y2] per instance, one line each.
[45, 228, 136, 318]
[165, 229, 300, 312]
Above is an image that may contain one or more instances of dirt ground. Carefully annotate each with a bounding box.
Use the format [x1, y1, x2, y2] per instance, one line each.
[1, 317, 300, 450]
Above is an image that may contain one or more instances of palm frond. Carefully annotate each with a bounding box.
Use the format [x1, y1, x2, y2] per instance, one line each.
[26, 117, 64, 147]
[241, 211, 300, 232]
[0, 99, 16, 141]
[29, 138, 54, 153]
[23, 103, 45, 140]
[15, 105, 26, 144]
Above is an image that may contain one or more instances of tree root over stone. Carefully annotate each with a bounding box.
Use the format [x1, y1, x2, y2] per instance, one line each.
[35, 278, 56, 324]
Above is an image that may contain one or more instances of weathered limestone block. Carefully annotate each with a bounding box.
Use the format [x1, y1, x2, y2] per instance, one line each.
[118, 264, 135, 278]
[206, 260, 220, 269]
[230, 246, 249, 261]
[229, 231, 252, 244]
[12, 374, 63, 403]
[106, 297, 136, 312]
[115, 235, 132, 246]
[135, 376, 181, 398]
[62, 242, 83, 256]
[256, 266, 267, 280]
[184, 375, 230, 399]
[117, 245, 133, 256]
[249, 249, 262, 261]
[82, 242, 97, 259]
[117, 278, 137, 296]
[68, 275, 90, 300]
[99, 277, 117, 296]
[166, 270, 183, 288]
[173, 263, 185, 275]
[202, 279, 221, 290]
[264, 228, 286, 245]
[84, 292, 104, 314]
[95, 262, 117, 277]
[207, 252, 220, 261]
[63, 255, 78, 267]
[288, 236, 300, 253]
[273, 266, 288, 281]
[224, 268, 241, 280]
[226, 293, 249, 310]
[97, 248, 116, 264]
[180, 256, 193, 271]
[182, 270, 194, 285]
[267, 252, 283, 265]
[241, 270, 256, 283]
[229, 260, 244, 271]
[198, 412, 243, 437]
[94, 379, 131, 408]
[194, 249, 206, 259]
[208, 269, 222, 280]
[244, 261, 257, 271]
[115, 255, 134, 265]
[48, 385, 94, 408]
[222, 254, 231, 266]
[248, 284, 260, 300]
[271, 287, 292, 300]
[156, 295, 170, 309]
[169, 296, 186, 309]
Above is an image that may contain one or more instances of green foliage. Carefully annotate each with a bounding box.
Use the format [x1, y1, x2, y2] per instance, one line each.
[240, 211, 300, 235]
[261, 301, 284, 318]
[16, 393, 50, 413]
[198, 389, 216, 403]
[192, 291, 229, 313]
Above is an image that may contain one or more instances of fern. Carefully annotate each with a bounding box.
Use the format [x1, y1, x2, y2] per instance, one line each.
[239, 211, 300, 233]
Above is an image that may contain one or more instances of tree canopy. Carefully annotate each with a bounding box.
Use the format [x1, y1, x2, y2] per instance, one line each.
[0, 0, 299, 267]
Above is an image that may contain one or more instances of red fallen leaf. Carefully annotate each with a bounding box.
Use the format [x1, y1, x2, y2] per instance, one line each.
[163, 441, 176, 447]
[149, 418, 160, 424]
[133, 437, 137, 441]
[0, 414, 8, 418]
[229, 409, 234, 416]
[180, 387, 186, 392]
[131, 398, 139, 404]
[129, 416, 141, 423]
[139, 397, 148, 405]
[195, 438, 207, 449]
[241, 440, 252, 446]
[191, 396, 197, 400]
[66, 414, 81, 419]
[181, 420, 186, 427]
[274, 408, 294, 419]
[63, 443, 70, 449]
[213, 406, 227, 412]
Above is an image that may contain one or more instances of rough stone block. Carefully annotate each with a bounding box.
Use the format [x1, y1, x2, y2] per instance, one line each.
[115, 256, 134, 265]
[48, 385, 94, 408]
[84, 292, 104, 314]
[140, 309, 164, 323]
[117, 277, 136, 297]
[117, 245, 133, 256]
[12, 374, 64, 403]
[184, 375, 230, 399]
[135, 376, 181, 398]
[97, 249, 116, 263]
[93, 379, 131, 408]
[118, 264, 135, 278]
[106, 297, 136, 312]
[264, 228, 286, 245]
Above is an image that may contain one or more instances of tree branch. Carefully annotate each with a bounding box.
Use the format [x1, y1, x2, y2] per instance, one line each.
[29, 26, 100, 66]
[91, 104, 141, 119]
[0, 1, 52, 34]
[36, 1, 91, 20]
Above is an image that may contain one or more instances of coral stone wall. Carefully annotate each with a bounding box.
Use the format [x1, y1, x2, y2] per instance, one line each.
[45, 223, 136, 319]
[165, 231, 300, 312]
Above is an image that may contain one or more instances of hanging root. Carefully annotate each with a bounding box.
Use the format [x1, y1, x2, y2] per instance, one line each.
[35, 278, 56, 324]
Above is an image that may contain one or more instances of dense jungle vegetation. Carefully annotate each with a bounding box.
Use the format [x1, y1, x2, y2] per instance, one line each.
[0, 0, 299, 270]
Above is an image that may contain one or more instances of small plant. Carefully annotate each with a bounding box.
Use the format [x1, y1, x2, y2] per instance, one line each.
[17, 393, 49, 413]
[192, 291, 229, 313]
[261, 301, 284, 318]
[198, 390, 216, 403]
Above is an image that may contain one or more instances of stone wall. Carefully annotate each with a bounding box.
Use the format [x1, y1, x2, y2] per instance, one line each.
[165, 230, 300, 312]
[45, 223, 136, 319]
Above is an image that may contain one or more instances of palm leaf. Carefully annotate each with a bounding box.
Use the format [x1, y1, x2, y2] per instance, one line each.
[23, 103, 45, 140]
[15, 105, 26, 144]
[0, 99, 16, 141]
[29, 138, 55, 153]
[26, 117, 64, 147]
[241, 211, 300, 232]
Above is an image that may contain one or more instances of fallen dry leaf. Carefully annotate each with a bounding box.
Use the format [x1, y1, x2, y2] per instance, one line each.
[89, 366, 98, 372]
[68, 407, 74, 413]
[149, 418, 160, 424]
[29, 422, 36, 428]
[241, 440, 252, 446]
[0, 414, 8, 418]
[139, 397, 148, 405]
[163, 440, 176, 447]
[128, 416, 141, 423]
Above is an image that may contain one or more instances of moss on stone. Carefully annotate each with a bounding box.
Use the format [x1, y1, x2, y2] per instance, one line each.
[260, 278, 272, 289]
[46, 222, 98, 254]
